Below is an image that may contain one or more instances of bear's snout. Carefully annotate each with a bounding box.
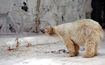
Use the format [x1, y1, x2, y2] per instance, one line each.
[40, 29, 45, 34]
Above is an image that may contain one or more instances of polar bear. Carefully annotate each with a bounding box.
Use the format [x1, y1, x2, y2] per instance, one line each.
[40, 19, 103, 58]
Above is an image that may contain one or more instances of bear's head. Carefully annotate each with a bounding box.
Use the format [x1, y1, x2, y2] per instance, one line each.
[40, 26, 58, 37]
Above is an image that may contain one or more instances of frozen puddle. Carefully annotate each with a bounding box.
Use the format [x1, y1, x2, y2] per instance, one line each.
[0, 35, 105, 65]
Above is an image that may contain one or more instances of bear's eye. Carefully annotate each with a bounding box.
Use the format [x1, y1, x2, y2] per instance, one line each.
[45, 29, 49, 33]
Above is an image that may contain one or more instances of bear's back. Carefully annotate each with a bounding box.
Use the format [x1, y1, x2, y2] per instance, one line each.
[55, 19, 103, 46]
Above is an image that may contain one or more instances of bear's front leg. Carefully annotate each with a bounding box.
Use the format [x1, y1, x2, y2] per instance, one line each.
[63, 36, 75, 57]
[74, 43, 80, 56]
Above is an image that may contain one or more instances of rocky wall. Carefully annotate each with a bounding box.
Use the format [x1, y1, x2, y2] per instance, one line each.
[0, 0, 92, 34]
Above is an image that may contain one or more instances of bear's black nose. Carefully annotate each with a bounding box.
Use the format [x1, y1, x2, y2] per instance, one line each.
[40, 29, 45, 34]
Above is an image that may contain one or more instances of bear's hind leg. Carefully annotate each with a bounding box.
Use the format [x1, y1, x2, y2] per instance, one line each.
[95, 44, 98, 56]
[83, 41, 96, 58]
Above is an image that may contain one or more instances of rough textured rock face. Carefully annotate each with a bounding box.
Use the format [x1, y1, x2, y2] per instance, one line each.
[0, 0, 92, 34]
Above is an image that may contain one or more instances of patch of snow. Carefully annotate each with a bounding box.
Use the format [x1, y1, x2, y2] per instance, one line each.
[0, 34, 105, 65]
[0, 34, 60, 49]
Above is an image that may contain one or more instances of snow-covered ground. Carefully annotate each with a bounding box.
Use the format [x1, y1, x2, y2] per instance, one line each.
[0, 33, 105, 65]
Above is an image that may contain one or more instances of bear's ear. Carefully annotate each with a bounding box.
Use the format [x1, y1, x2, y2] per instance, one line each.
[45, 26, 53, 32]
[49, 26, 52, 28]
[48, 26, 54, 32]
[49, 26, 56, 35]
[50, 26, 53, 29]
